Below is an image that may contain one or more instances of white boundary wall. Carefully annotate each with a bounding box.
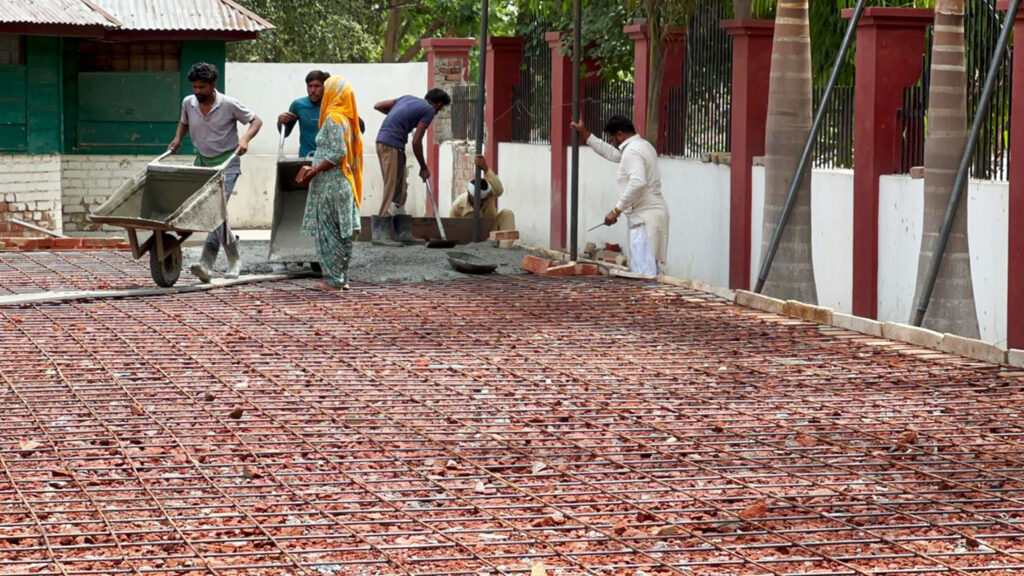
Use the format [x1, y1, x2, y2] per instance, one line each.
[225, 62, 429, 227]
[750, 166, 855, 313]
[878, 175, 1008, 345]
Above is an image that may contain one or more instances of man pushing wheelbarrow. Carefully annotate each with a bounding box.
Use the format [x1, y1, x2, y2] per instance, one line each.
[168, 62, 263, 281]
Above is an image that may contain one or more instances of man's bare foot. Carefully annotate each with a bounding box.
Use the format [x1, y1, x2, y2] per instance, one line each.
[315, 281, 341, 291]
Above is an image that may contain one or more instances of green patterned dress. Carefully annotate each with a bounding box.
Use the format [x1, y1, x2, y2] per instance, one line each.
[301, 118, 361, 287]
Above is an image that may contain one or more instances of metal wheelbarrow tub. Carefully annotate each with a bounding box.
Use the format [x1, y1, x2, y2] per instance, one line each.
[88, 152, 231, 287]
[446, 251, 498, 274]
[268, 158, 317, 266]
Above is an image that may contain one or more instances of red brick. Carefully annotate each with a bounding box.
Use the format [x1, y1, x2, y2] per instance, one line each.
[575, 263, 599, 276]
[543, 263, 578, 277]
[53, 238, 83, 249]
[83, 238, 108, 248]
[522, 255, 555, 275]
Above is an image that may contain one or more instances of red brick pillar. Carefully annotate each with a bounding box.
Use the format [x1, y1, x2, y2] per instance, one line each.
[624, 24, 686, 147]
[547, 32, 572, 250]
[843, 7, 932, 318]
[485, 37, 524, 172]
[999, 1, 1024, 348]
[721, 19, 774, 290]
[422, 38, 475, 216]
[656, 29, 687, 151]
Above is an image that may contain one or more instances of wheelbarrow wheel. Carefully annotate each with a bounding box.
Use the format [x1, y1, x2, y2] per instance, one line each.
[149, 232, 182, 287]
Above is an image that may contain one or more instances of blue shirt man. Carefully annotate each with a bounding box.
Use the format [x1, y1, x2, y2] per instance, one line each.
[278, 70, 329, 158]
[372, 89, 450, 219]
[376, 96, 437, 149]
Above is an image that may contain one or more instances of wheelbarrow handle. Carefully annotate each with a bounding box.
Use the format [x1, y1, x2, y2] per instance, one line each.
[149, 150, 174, 167]
[213, 152, 239, 172]
[278, 125, 287, 159]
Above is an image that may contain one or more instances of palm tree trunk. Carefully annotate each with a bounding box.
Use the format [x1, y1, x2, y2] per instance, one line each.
[911, 0, 979, 337]
[760, 0, 817, 303]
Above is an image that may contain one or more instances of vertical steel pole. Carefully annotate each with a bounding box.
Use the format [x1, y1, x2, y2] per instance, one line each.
[472, 0, 490, 243]
[753, 0, 867, 293]
[569, 0, 581, 260]
[913, 0, 1020, 326]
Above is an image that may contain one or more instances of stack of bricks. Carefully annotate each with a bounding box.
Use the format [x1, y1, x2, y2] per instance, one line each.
[521, 254, 599, 277]
[0, 155, 62, 236]
[61, 155, 147, 237]
[490, 229, 519, 249]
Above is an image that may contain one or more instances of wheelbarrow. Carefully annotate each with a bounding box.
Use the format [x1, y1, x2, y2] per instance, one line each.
[88, 151, 234, 287]
[268, 126, 320, 272]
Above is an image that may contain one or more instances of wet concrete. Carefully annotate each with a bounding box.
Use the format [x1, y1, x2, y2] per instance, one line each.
[184, 240, 530, 283]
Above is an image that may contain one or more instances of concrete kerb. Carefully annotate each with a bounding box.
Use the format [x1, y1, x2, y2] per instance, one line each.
[832, 312, 883, 337]
[882, 322, 944, 350]
[1009, 349, 1024, 369]
[939, 333, 1008, 366]
[735, 290, 784, 314]
[782, 300, 833, 325]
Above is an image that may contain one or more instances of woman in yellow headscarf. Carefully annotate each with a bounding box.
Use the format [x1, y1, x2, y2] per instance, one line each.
[296, 76, 363, 290]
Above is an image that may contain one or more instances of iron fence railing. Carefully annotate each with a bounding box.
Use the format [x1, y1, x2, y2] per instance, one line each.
[510, 48, 552, 144]
[898, 0, 1011, 180]
[581, 80, 634, 134]
[812, 85, 855, 170]
[669, 0, 732, 158]
[450, 84, 479, 142]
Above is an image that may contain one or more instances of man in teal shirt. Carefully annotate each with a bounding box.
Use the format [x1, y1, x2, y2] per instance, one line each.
[277, 70, 329, 157]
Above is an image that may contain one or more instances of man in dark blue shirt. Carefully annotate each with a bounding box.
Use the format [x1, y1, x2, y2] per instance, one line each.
[370, 88, 451, 246]
[277, 70, 329, 158]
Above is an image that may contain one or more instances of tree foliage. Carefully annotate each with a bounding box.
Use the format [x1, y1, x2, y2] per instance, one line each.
[227, 0, 382, 62]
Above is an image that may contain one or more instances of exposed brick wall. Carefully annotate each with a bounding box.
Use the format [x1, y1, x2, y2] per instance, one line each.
[432, 56, 469, 144]
[61, 155, 149, 237]
[450, 141, 477, 202]
[0, 155, 63, 236]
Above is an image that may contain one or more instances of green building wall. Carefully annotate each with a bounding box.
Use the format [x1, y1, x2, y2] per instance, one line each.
[0, 37, 226, 156]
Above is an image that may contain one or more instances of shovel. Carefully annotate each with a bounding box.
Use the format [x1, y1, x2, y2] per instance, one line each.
[423, 178, 457, 249]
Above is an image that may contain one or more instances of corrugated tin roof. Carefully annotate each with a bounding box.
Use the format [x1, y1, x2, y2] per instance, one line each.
[90, 0, 274, 32]
[0, 0, 120, 27]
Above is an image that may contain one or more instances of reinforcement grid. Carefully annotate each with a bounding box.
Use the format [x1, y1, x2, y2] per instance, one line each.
[0, 251, 154, 295]
[1, 276, 1023, 576]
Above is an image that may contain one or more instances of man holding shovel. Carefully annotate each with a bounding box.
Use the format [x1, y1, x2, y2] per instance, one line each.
[571, 115, 669, 277]
[372, 88, 451, 246]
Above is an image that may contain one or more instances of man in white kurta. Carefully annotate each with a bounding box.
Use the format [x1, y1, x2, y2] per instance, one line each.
[572, 116, 670, 276]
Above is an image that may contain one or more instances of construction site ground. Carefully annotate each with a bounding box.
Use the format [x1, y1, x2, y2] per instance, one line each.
[2, 249, 1024, 576]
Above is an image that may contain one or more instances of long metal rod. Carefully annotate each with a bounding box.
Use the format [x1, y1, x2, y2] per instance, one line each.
[569, 0, 581, 261]
[753, 0, 867, 294]
[471, 0, 490, 243]
[912, 0, 1019, 326]
[9, 219, 67, 239]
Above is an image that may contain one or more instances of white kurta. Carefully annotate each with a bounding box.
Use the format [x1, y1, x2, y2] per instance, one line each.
[586, 133, 670, 270]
